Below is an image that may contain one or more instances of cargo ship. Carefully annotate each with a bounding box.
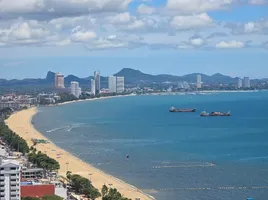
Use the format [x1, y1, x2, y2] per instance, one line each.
[169, 107, 196, 112]
[200, 111, 231, 117]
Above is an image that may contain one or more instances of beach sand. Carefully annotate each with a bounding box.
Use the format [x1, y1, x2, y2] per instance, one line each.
[6, 106, 153, 200]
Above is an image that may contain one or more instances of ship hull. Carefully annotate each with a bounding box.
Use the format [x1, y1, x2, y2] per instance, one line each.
[170, 109, 196, 113]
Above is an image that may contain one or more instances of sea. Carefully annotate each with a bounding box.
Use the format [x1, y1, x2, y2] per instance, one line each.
[33, 91, 268, 200]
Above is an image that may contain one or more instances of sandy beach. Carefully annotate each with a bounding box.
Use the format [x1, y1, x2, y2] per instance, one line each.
[5, 106, 153, 200]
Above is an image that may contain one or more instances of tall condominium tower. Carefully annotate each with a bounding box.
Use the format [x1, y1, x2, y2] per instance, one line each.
[91, 79, 96, 96]
[54, 72, 65, 88]
[237, 79, 242, 88]
[0, 159, 21, 200]
[116, 77, 125, 93]
[244, 77, 250, 88]
[94, 71, 100, 95]
[196, 75, 202, 89]
[108, 76, 117, 93]
[70, 81, 82, 98]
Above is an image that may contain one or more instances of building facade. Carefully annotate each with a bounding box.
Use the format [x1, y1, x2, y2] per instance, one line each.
[0, 160, 21, 200]
[244, 77, 250, 88]
[94, 71, 101, 95]
[70, 82, 82, 98]
[54, 73, 65, 89]
[237, 79, 242, 89]
[116, 77, 125, 93]
[108, 76, 117, 93]
[196, 75, 202, 89]
[91, 79, 96, 96]
[0, 102, 20, 110]
[21, 168, 44, 180]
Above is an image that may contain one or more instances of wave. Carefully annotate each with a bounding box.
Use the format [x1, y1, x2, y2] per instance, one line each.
[46, 123, 85, 133]
[238, 156, 268, 162]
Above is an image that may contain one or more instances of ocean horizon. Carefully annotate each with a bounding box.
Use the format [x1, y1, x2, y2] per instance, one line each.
[33, 92, 268, 200]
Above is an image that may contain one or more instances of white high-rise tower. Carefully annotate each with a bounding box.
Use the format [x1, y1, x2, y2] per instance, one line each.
[108, 76, 117, 93]
[197, 75, 202, 89]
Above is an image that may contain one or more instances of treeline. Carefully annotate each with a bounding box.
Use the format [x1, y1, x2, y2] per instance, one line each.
[66, 171, 131, 200]
[0, 122, 60, 171]
[0, 107, 13, 121]
[56, 92, 77, 103]
[0, 122, 29, 154]
[22, 195, 63, 200]
[28, 148, 60, 171]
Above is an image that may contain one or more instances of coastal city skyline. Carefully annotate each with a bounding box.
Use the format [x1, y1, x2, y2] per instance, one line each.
[0, 0, 268, 79]
[1, 1, 268, 200]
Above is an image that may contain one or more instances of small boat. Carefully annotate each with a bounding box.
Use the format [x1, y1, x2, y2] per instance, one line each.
[169, 107, 196, 112]
[200, 111, 231, 117]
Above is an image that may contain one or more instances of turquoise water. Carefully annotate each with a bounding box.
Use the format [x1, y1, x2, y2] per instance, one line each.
[33, 92, 268, 200]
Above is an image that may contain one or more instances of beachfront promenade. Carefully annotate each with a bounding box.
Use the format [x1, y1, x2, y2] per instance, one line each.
[6, 107, 153, 200]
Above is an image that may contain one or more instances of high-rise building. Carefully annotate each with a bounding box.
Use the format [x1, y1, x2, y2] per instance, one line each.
[0, 159, 21, 200]
[237, 79, 242, 89]
[70, 81, 81, 98]
[116, 77, 125, 93]
[108, 76, 117, 93]
[196, 75, 202, 89]
[244, 77, 250, 88]
[91, 79, 96, 96]
[94, 71, 100, 95]
[54, 73, 65, 88]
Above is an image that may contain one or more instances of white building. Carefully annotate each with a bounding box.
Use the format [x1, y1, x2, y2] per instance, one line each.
[54, 73, 65, 89]
[244, 77, 250, 88]
[196, 75, 202, 89]
[91, 79, 96, 96]
[116, 77, 125, 93]
[108, 76, 117, 93]
[70, 82, 82, 98]
[94, 71, 100, 95]
[237, 79, 242, 89]
[0, 159, 21, 200]
[0, 102, 20, 110]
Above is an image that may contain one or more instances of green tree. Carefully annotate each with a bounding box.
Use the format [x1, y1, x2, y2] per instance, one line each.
[42, 195, 63, 200]
[84, 187, 101, 200]
[21, 197, 40, 200]
[101, 185, 109, 197]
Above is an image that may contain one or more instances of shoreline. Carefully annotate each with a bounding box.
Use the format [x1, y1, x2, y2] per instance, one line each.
[6, 101, 154, 200]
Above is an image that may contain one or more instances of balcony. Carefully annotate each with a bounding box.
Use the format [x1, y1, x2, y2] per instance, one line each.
[0, 177, 4, 180]
[11, 197, 19, 200]
[10, 192, 19, 196]
[10, 186, 19, 190]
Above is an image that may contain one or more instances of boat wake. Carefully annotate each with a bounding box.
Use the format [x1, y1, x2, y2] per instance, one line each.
[152, 161, 216, 169]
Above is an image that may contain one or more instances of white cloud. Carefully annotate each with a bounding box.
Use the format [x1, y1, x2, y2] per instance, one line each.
[190, 37, 205, 46]
[126, 20, 146, 30]
[0, 21, 50, 46]
[71, 30, 97, 42]
[248, 0, 267, 5]
[0, 0, 133, 19]
[137, 4, 155, 14]
[216, 40, 245, 48]
[106, 12, 132, 24]
[166, 0, 233, 13]
[170, 13, 213, 30]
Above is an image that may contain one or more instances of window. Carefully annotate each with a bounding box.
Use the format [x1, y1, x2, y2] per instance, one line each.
[0, 168, 4, 170]
[10, 168, 16, 170]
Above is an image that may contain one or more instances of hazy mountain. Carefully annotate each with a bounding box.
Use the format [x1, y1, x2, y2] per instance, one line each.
[0, 68, 264, 94]
[114, 68, 240, 84]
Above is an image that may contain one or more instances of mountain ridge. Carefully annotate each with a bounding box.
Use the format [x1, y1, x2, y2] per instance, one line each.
[0, 68, 265, 90]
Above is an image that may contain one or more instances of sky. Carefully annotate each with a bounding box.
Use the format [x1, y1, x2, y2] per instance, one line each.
[0, 0, 268, 79]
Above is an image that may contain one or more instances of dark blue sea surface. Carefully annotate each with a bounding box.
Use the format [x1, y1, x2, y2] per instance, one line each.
[33, 92, 268, 200]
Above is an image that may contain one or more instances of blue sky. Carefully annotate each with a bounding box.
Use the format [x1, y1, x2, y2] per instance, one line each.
[0, 0, 268, 79]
